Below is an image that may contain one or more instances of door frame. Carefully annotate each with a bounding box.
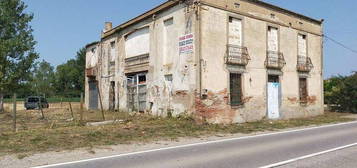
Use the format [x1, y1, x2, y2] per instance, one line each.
[266, 74, 282, 119]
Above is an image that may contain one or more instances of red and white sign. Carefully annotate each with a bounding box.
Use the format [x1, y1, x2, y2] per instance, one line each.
[179, 34, 194, 54]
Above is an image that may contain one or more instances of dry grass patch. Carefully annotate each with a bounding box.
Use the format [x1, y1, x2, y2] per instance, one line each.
[0, 112, 354, 158]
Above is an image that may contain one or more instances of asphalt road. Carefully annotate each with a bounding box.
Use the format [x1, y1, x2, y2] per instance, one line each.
[35, 121, 357, 168]
[279, 145, 357, 168]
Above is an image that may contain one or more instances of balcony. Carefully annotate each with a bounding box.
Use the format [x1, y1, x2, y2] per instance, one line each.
[226, 45, 250, 66]
[86, 67, 97, 77]
[297, 56, 313, 72]
[265, 51, 286, 69]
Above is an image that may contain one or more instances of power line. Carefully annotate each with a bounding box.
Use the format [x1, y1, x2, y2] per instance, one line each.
[323, 35, 357, 54]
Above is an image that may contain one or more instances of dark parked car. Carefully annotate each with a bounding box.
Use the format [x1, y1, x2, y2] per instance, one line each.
[25, 96, 49, 110]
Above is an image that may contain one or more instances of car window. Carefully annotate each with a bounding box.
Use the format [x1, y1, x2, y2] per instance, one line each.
[28, 98, 39, 102]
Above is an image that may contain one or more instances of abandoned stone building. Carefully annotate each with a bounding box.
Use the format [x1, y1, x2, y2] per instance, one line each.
[85, 0, 324, 124]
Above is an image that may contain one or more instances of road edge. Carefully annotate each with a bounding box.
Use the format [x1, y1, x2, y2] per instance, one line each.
[32, 120, 357, 168]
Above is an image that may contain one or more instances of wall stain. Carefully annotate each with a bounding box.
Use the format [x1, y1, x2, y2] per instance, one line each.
[307, 96, 317, 104]
[288, 97, 298, 104]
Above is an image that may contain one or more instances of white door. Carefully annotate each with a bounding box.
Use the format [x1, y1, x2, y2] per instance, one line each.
[267, 82, 280, 119]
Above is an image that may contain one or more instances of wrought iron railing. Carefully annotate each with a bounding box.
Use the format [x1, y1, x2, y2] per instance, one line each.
[226, 45, 250, 65]
[125, 54, 150, 67]
[297, 56, 313, 72]
[265, 51, 286, 69]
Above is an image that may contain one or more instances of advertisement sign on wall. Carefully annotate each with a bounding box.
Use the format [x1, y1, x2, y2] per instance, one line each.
[179, 34, 194, 54]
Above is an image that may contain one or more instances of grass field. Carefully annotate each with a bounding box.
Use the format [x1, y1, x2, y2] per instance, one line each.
[0, 107, 354, 159]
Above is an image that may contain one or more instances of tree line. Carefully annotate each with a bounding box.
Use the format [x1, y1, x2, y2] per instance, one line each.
[15, 48, 86, 99]
[0, 0, 85, 112]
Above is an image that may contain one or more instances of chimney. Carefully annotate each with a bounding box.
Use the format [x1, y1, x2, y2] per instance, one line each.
[104, 22, 113, 32]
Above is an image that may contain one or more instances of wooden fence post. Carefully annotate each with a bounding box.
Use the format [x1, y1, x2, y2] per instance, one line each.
[13, 93, 17, 132]
[39, 96, 45, 119]
[80, 93, 84, 122]
[69, 99, 74, 119]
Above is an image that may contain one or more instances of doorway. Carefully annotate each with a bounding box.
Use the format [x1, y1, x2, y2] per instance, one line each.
[267, 75, 280, 119]
[127, 73, 147, 112]
[109, 81, 115, 111]
[88, 80, 98, 110]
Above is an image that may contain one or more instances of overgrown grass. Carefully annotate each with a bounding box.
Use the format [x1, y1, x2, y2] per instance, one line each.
[0, 112, 354, 157]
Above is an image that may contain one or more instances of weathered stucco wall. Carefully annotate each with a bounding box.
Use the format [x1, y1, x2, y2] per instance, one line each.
[85, 3, 199, 117]
[85, 0, 324, 124]
[197, 4, 323, 124]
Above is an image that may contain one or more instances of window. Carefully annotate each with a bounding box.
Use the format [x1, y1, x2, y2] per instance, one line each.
[230, 73, 242, 106]
[267, 26, 279, 52]
[228, 17, 242, 46]
[110, 41, 116, 63]
[91, 47, 96, 53]
[299, 78, 308, 104]
[165, 74, 173, 82]
[138, 74, 147, 84]
[164, 18, 174, 26]
[298, 34, 307, 57]
[163, 18, 174, 65]
[268, 75, 279, 83]
[125, 27, 150, 58]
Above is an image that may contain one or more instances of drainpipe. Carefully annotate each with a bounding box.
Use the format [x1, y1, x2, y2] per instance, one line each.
[196, 1, 203, 98]
[320, 19, 325, 110]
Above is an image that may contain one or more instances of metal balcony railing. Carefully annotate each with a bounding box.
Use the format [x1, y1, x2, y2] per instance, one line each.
[226, 45, 250, 66]
[265, 51, 286, 69]
[125, 54, 150, 67]
[297, 56, 314, 72]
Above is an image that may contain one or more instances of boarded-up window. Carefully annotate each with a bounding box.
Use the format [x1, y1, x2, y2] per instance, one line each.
[298, 34, 307, 56]
[299, 78, 308, 103]
[125, 27, 150, 58]
[110, 41, 116, 62]
[298, 34, 307, 64]
[267, 26, 279, 52]
[163, 18, 174, 65]
[230, 73, 242, 106]
[88, 47, 98, 67]
[228, 17, 242, 46]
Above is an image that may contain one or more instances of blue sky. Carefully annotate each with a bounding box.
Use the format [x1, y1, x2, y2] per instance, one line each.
[24, 0, 356, 78]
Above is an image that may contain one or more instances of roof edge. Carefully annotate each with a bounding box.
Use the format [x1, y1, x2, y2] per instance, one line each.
[85, 41, 99, 48]
[241, 0, 323, 24]
[102, 0, 180, 39]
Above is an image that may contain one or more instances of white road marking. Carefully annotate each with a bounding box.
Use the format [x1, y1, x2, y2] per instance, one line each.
[32, 121, 357, 168]
[260, 142, 357, 168]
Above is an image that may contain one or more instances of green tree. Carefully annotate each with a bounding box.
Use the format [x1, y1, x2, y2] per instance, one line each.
[0, 0, 38, 112]
[324, 72, 357, 113]
[54, 48, 86, 97]
[31, 60, 56, 97]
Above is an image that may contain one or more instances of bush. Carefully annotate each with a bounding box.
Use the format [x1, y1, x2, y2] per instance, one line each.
[324, 72, 357, 113]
